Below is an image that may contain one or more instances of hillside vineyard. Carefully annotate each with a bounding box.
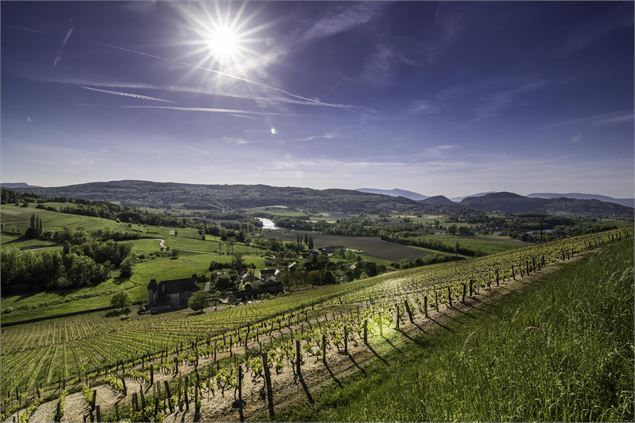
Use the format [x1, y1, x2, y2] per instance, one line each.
[2, 228, 630, 421]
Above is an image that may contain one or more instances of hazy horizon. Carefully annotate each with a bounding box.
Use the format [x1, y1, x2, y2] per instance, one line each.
[1, 1, 634, 197]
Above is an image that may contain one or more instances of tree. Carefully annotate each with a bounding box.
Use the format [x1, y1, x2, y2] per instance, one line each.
[119, 258, 133, 278]
[111, 291, 130, 312]
[448, 224, 458, 235]
[188, 291, 209, 314]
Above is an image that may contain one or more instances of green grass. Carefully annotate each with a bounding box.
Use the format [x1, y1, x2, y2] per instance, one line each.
[275, 239, 634, 422]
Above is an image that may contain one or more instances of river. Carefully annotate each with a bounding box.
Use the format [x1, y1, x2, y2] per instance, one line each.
[257, 217, 279, 230]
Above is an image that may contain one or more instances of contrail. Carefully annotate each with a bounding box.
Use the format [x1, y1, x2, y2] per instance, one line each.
[90, 40, 358, 112]
[81, 86, 172, 103]
[53, 26, 74, 66]
[121, 105, 303, 117]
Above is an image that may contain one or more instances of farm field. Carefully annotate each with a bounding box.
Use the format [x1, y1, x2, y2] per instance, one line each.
[1, 228, 629, 422]
[263, 230, 441, 261]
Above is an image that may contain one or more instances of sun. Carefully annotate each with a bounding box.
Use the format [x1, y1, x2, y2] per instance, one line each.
[178, 1, 270, 72]
[206, 25, 240, 63]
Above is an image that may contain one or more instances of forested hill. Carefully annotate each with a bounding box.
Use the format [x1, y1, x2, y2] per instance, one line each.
[461, 192, 634, 218]
[17, 180, 450, 215]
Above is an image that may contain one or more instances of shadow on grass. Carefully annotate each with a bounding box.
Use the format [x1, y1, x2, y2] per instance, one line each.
[322, 360, 343, 387]
[380, 335, 402, 353]
[397, 329, 428, 348]
[346, 353, 366, 375]
[365, 343, 389, 366]
[104, 308, 130, 318]
[425, 316, 455, 333]
[298, 373, 314, 404]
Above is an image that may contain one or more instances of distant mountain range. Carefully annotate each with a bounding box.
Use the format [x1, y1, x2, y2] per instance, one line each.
[13, 180, 449, 215]
[5, 181, 631, 219]
[461, 192, 633, 218]
[450, 192, 496, 202]
[528, 193, 634, 208]
[356, 188, 428, 201]
[1, 182, 40, 189]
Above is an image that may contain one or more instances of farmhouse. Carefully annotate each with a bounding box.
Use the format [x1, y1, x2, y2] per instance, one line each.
[319, 245, 344, 255]
[147, 278, 200, 313]
[258, 268, 280, 282]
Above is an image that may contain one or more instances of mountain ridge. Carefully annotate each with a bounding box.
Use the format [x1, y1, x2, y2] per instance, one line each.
[14, 180, 446, 215]
[461, 192, 633, 218]
[356, 188, 428, 201]
[528, 192, 634, 208]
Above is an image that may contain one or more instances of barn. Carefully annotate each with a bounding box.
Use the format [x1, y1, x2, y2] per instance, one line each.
[147, 278, 200, 313]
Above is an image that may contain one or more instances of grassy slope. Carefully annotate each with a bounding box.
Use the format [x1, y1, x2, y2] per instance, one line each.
[275, 239, 634, 422]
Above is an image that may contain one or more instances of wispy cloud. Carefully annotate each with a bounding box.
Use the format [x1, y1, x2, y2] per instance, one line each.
[561, 8, 633, 55]
[542, 110, 634, 129]
[569, 132, 583, 144]
[90, 40, 364, 113]
[295, 131, 339, 143]
[472, 79, 550, 121]
[81, 86, 172, 103]
[220, 137, 251, 145]
[120, 105, 303, 117]
[407, 100, 440, 115]
[53, 25, 74, 67]
[300, 2, 385, 43]
[3, 24, 42, 34]
[419, 145, 458, 158]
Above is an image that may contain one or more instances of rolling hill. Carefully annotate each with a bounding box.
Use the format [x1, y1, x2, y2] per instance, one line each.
[18, 180, 444, 215]
[356, 188, 428, 201]
[528, 193, 634, 208]
[461, 192, 634, 218]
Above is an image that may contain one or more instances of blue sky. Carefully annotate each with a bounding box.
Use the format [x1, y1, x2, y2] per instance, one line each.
[1, 1, 633, 197]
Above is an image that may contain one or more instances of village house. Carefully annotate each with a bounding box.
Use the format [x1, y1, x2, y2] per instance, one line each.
[147, 278, 200, 313]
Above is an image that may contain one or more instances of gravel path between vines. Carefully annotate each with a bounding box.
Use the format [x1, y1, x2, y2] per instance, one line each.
[10, 252, 589, 423]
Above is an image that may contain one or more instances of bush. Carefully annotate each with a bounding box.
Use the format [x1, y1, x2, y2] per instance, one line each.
[189, 291, 209, 313]
[111, 291, 131, 311]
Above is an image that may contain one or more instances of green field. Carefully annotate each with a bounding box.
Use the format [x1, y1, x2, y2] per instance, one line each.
[274, 238, 634, 422]
[264, 230, 441, 261]
[0, 204, 267, 322]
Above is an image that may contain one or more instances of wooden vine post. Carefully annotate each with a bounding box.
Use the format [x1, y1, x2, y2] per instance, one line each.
[237, 365, 245, 422]
[295, 340, 302, 379]
[261, 353, 275, 419]
[404, 300, 414, 323]
[424, 295, 428, 317]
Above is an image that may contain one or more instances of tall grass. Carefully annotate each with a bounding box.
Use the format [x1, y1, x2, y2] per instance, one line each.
[278, 239, 634, 421]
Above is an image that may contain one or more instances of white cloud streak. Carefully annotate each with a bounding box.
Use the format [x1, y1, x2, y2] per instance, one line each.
[120, 105, 304, 117]
[300, 2, 385, 43]
[53, 26, 74, 67]
[81, 86, 172, 103]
